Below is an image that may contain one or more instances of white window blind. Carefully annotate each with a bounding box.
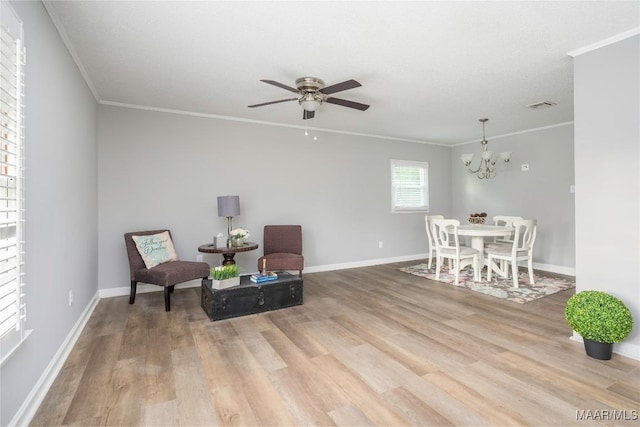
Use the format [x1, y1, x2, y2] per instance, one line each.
[390, 159, 429, 213]
[0, 0, 26, 365]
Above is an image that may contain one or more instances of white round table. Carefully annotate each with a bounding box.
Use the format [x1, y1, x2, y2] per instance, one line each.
[457, 225, 513, 265]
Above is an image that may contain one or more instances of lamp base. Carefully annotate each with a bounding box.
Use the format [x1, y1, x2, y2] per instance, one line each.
[226, 216, 233, 247]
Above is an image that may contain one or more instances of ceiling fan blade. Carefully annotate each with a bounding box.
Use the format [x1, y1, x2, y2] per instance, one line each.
[248, 98, 297, 108]
[321, 79, 362, 95]
[261, 80, 299, 93]
[325, 97, 370, 111]
[303, 110, 315, 120]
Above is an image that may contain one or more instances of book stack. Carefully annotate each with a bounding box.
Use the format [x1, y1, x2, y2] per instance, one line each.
[250, 272, 278, 283]
[251, 271, 278, 283]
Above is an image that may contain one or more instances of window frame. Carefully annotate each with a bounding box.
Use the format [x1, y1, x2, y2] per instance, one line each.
[0, 0, 27, 367]
[390, 159, 429, 213]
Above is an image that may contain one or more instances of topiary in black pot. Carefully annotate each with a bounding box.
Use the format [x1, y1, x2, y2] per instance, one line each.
[565, 290, 633, 360]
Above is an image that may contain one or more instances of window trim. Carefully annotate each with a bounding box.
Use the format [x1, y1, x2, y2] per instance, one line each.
[390, 159, 429, 213]
[0, 0, 27, 366]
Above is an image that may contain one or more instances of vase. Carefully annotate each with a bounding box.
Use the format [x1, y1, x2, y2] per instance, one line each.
[583, 338, 613, 360]
[230, 236, 244, 247]
[210, 276, 240, 290]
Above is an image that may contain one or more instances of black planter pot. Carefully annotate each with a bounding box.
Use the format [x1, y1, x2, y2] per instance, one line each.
[583, 338, 613, 360]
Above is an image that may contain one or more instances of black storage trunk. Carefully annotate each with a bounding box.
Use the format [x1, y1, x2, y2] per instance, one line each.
[201, 273, 303, 321]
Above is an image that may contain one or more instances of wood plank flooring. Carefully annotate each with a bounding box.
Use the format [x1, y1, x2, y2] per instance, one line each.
[30, 262, 639, 426]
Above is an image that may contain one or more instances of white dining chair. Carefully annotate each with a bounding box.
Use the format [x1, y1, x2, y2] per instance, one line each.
[486, 215, 523, 249]
[425, 214, 444, 269]
[486, 219, 537, 288]
[486, 215, 523, 272]
[431, 219, 480, 285]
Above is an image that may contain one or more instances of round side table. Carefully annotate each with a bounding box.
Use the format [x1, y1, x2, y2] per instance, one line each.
[198, 242, 259, 265]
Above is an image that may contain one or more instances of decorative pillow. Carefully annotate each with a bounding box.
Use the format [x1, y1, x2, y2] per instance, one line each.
[132, 231, 179, 269]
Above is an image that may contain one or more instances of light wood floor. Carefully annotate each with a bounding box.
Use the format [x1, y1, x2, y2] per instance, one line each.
[31, 262, 639, 426]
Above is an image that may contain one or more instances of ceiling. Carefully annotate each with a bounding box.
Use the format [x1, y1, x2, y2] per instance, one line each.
[43, 1, 639, 146]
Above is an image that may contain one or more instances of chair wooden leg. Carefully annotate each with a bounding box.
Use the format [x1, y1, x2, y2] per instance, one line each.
[453, 258, 460, 286]
[435, 255, 442, 280]
[164, 287, 171, 312]
[511, 262, 519, 288]
[474, 256, 479, 282]
[487, 255, 493, 282]
[169, 285, 175, 293]
[298, 271, 302, 278]
[527, 259, 535, 285]
[129, 281, 137, 304]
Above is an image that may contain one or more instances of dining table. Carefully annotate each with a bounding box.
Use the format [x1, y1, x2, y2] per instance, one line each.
[456, 224, 514, 265]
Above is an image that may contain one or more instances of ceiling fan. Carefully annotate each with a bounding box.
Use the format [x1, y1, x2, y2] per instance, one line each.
[248, 77, 370, 120]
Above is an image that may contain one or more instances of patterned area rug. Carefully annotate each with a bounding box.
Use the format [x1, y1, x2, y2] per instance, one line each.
[398, 263, 575, 304]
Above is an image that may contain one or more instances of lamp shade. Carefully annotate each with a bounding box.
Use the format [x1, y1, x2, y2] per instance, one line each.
[300, 99, 319, 111]
[460, 153, 474, 165]
[217, 195, 240, 217]
[299, 93, 320, 112]
[499, 151, 512, 162]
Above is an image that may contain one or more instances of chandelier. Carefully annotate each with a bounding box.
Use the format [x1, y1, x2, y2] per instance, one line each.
[461, 118, 511, 179]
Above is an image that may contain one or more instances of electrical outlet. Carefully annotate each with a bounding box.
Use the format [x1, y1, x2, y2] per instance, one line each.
[378, 241, 383, 249]
[196, 254, 203, 262]
[68, 290, 73, 307]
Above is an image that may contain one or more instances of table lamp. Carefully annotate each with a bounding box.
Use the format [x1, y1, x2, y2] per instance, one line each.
[217, 195, 240, 247]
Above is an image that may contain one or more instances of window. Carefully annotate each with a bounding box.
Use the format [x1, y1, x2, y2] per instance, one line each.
[0, 0, 26, 366]
[390, 159, 429, 213]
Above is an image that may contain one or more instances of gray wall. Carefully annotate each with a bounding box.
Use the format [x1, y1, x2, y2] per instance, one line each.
[451, 124, 576, 273]
[573, 35, 639, 358]
[1, 1, 98, 425]
[97, 106, 452, 291]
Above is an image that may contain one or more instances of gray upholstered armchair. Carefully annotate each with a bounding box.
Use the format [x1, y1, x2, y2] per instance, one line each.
[124, 229, 210, 311]
[257, 225, 304, 277]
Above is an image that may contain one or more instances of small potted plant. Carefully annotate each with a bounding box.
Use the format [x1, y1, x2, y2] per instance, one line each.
[229, 228, 250, 247]
[565, 290, 633, 360]
[210, 264, 240, 289]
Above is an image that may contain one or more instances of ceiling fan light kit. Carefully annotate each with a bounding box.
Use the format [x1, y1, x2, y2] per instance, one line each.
[248, 76, 369, 120]
[461, 118, 512, 180]
[299, 92, 321, 112]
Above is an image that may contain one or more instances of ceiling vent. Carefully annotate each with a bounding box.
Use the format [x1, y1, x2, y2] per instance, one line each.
[527, 101, 557, 109]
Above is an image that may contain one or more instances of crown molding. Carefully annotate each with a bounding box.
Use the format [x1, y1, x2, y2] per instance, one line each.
[100, 100, 448, 146]
[454, 121, 574, 147]
[42, 0, 100, 102]
[568, 27, 640, 57]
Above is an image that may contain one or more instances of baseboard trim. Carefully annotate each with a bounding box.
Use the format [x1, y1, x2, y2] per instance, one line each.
[303, 253, 574, 277]
[303, 253, 428, 274]
[11, 291, 100, 427]
[99, 254, 430, 298]
[98, 254, 575, 298]
[98, 278, 203, 299]
[531, 261, 575, 276]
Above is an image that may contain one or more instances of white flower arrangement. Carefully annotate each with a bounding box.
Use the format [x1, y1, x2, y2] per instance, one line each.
[230, 228, 250, 239]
